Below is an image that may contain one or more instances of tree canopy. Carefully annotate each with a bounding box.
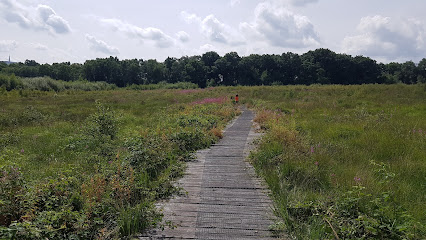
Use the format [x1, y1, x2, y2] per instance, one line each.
[2, 49, 425, 87]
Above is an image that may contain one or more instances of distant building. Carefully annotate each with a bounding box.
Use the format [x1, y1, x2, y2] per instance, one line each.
[1, 56, 15, 65]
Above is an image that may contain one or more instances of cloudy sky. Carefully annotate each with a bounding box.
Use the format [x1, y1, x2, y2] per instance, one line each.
[1, 0, 426, 64]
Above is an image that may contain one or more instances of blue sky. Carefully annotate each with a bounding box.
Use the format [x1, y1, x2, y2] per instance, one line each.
[1, 0, 426, 64]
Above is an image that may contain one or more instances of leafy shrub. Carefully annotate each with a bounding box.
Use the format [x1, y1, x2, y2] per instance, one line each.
[169, 128, 215, 153]
[177, 114, 219, 129]
[14, 77, 117, 92]
[0, 74, 22, 91]
[0, 106, 46, 128]
[83, 101, 118, 141]
[127, 81, 198, 90]
[0, 166, 27, 226]
[125, 135, 173, 179]
[21, 106, 46, 124]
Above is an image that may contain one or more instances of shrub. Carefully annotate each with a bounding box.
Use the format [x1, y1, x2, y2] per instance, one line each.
[125, 135, 172, 179]
[0, 166, 27, 226]
[169, 129, 214, 153]
[84, 101, 119, 141]
[0, 74, 22, 91]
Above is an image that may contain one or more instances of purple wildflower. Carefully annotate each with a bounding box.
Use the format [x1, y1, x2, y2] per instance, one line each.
[354, 176, 361, 182]
[314, 161, 319, 166]
[20, 149, 24, 153]
[310, 146, 314, 153]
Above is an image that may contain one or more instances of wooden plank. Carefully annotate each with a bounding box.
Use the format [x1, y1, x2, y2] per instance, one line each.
[141, 108, 282, 239]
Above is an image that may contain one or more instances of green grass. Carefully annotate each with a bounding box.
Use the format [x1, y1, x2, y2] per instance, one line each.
[239, 84, 425, 239]
[0, 88, 239, 239]
[1, 84, 425, 239]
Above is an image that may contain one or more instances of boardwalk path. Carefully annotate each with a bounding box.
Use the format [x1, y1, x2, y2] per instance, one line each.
[141, 108, 275, 239]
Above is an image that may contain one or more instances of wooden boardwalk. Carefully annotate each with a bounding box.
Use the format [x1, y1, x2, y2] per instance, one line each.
[140, 108, 275, 239]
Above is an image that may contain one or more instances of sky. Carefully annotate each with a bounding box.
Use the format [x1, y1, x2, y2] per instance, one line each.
[1, 0, 426, 64]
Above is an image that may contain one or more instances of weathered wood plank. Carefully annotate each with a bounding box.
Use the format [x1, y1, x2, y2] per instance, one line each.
[140, 108, 281, 239]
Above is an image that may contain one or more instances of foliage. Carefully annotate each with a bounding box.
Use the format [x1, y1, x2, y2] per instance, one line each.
[0, 74, 22, 91]
[0, 89, 238, 239]
[2, 50, 426, 88]
[249, 84, 425, 239]
[0, 166, 27, 227]
[126, 81, 198, 90]
[84, 101, 119, 141]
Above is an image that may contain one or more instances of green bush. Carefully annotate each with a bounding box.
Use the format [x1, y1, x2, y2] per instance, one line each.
[125, 134, 173, 179]
[0, 166, 27, 227]
[169, 129, 215, 153]
[0, 74, 22, 91]
[83, 101, 119, 141]
[127, 81, 198, 90]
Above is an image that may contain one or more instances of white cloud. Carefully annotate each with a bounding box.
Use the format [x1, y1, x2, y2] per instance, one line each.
[181, 11, 200, 24]
[230, 0, 241, 7]
[0, 40, 18, 52]
[0, 0, 70, 34]
[100, 18, 174, 48]
[176, 31, 190, 43]
[240, 2, 320, 48]
[342, 15, 426, 61]
[85, 34, 119, 55]
[199, 44, 216, 53]
[37, 5, 71, 34]
[27, 42, 48, 51]
[181, 11, 245, 46]
[288, 0, 318, 7]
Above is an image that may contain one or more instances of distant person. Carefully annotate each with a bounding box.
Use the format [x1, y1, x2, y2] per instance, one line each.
[235, 94, 239, 103]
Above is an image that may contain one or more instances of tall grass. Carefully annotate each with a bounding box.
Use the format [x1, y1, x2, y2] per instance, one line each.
[21, 77, 117, 91]
[1, 84, 424, 239]
[243, 84, 425, 239]
[0, 88, 238, 239]
[126, 81, 198, 90]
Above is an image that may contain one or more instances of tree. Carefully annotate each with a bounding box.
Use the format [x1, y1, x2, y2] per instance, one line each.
[215, 52, 241, 86]
[184, 56, 207, 87]
[280, 52, 302, 85]
[400, 61, 417, 84]
[416, 58, 426, 83]
[143, 59, 165, 84]
[24, 59, 39, 67]
[121, 59, 144, 85]
[201, 51, 220, 84]
[238, 54, 262, 86]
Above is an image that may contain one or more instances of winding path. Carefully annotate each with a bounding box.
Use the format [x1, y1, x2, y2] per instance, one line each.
[140, 108, 275, 239]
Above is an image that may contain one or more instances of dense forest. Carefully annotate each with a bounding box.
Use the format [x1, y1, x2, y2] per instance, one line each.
[1, 48, 426, 88]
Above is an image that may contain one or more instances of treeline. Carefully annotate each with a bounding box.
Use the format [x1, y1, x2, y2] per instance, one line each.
[1, 48, 426, 88]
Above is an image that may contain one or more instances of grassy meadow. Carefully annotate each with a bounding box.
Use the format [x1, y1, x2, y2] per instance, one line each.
[0, 83, 425, 239]
[239, 84, 426, 239]
[0, 88, 239, 239]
